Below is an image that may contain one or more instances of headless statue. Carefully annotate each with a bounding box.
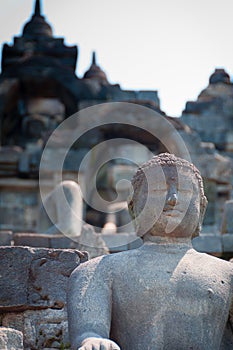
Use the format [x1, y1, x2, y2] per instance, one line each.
[38, 180, 83, 236]
[67, 153, 233, 350]
[38, 180, 109, 258]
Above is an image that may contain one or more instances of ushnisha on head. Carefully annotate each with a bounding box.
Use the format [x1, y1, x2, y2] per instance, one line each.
[128, 153, 208, 238]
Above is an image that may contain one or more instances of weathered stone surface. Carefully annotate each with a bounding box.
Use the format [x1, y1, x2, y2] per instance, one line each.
[192, 234, 222, 253]
[13, 233, 50, 247]
[0, 0, 232, 248]
[128, 236, 143, 250]
[28, 249, 82, 309]
[0, 246, 86, 311]
[0, 247, 32, 309]
[0, 231, 12, 246]
[50, 235, 74, 249]
[102, 233, 132, 252]
[202, 179, 217, 225]
[0, 327, 23, 350]
[0, 180, 38, 232]
[198, 153, 232, 184]
[2, 309, 70, 350]
[0, 147, 22, 177]
[222, 234, 233, 252]
[13, 229, 108, 259]
[180, 71, 233, 238]
[72, 224, 109, 259]
[67, 154, 233, 350]
[103, 233, 129, 251]
[177, 129, 232, 229]
[13, 231, 233, 254]
[182, 71, 233, 155]
[221, 200, 233, 234]
[38, 180, 83, 237]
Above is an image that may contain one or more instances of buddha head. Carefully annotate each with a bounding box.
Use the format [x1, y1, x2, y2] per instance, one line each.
[128, 153, 207, 239]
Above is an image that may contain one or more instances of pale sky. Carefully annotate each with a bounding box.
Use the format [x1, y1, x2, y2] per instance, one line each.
[1, 0, 233, 117]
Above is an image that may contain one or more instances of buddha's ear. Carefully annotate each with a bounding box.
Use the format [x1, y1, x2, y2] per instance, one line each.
[192, 195, 208, 238]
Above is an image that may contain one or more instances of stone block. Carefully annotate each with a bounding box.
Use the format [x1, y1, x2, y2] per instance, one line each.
[0, 231, 12, 246]
[18, 152, 30, 175]
[71, 224, 109, 259]
[137, 90, 159, 106]
[0, 327, 23, 350]
[0, 246, 86, 311]
[13, 230, 107, 259]
[128, 235, 143, 250]
[27, 249, 83, 309]
[222, 234, 233, 252]
[102, 233, 130, 252]
[192, 234, 222, 253]
[50, 235, 73, 249]
[0, 207, 24, 230]
[0, 247, 32, 310]
[202, 179, 217, 225]
[226, 131, 233, 152]
[13, 233, 50, 247]
[0, 188, 38, 232]
[2, 309, 69, 350]
[221, 200, 233, 234]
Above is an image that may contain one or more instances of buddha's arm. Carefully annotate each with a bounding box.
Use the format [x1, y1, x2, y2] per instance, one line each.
[67, 257, 120, 350]
[228, 295, 233, 340]
[220, 294, 233, 349]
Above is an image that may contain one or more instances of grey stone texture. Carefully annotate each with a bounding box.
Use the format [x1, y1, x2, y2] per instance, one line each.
[0, 327, 23, 350]
[14, 232, 50, 248]
[222, 234, 233, 252]
[71, 224, 109, 259]
[180, 70, 233, 231]
[192, 234, 222, 253]
[0, 178, 38, 232]
[68, 154, 233, 350]
[36, 179, 109, 256]
[0, 246, 86, 311]
[0, 246, 87, 349]
[102, 233, 143, 252]
[13, 227, 109, 259]
[2, 309, 69, 350]
[181, 71, 233, 154]
[68, 246, 233, 350]
[10, 230, 233, 255]
[38, 180, 83, 237]
[0, 147, 22, 177]
[221, 200, 233, 234]
[0, 0, 232, 259]
[0, 231, 12, 245]
[178, 128, 232, 227]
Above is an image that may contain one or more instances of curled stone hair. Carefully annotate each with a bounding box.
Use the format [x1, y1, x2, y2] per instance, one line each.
[128, 153, 208, 237]
[131, 153, 205, 199]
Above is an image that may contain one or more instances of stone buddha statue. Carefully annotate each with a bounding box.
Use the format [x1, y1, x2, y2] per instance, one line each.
[67, 153, 233, 350]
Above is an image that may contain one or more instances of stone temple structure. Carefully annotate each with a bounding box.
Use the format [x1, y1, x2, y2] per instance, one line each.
[0, 1, 233, 349]
[0, 0, 168, 235]
[182, 69, 233, 156]
[181, 68, 233, 246]
[0, 0, 232, 252]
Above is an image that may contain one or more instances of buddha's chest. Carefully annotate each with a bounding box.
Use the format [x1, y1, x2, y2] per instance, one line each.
[113, 255, 233, 322]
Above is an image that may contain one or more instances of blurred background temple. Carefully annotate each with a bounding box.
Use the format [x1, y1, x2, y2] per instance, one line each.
[0, 0, 232, 257]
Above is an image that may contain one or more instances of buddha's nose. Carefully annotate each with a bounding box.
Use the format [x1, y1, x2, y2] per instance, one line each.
[166, 190, 178, 206]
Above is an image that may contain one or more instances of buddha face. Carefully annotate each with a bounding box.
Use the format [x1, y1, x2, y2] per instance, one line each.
[132, 165, 202, 238]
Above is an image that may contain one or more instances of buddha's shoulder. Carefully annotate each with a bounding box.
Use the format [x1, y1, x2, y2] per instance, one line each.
[73, 248, 141, 274]
[189, 248, 233, 275]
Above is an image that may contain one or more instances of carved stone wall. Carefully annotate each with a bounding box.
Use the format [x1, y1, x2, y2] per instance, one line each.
[0, 247, 87, 349]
